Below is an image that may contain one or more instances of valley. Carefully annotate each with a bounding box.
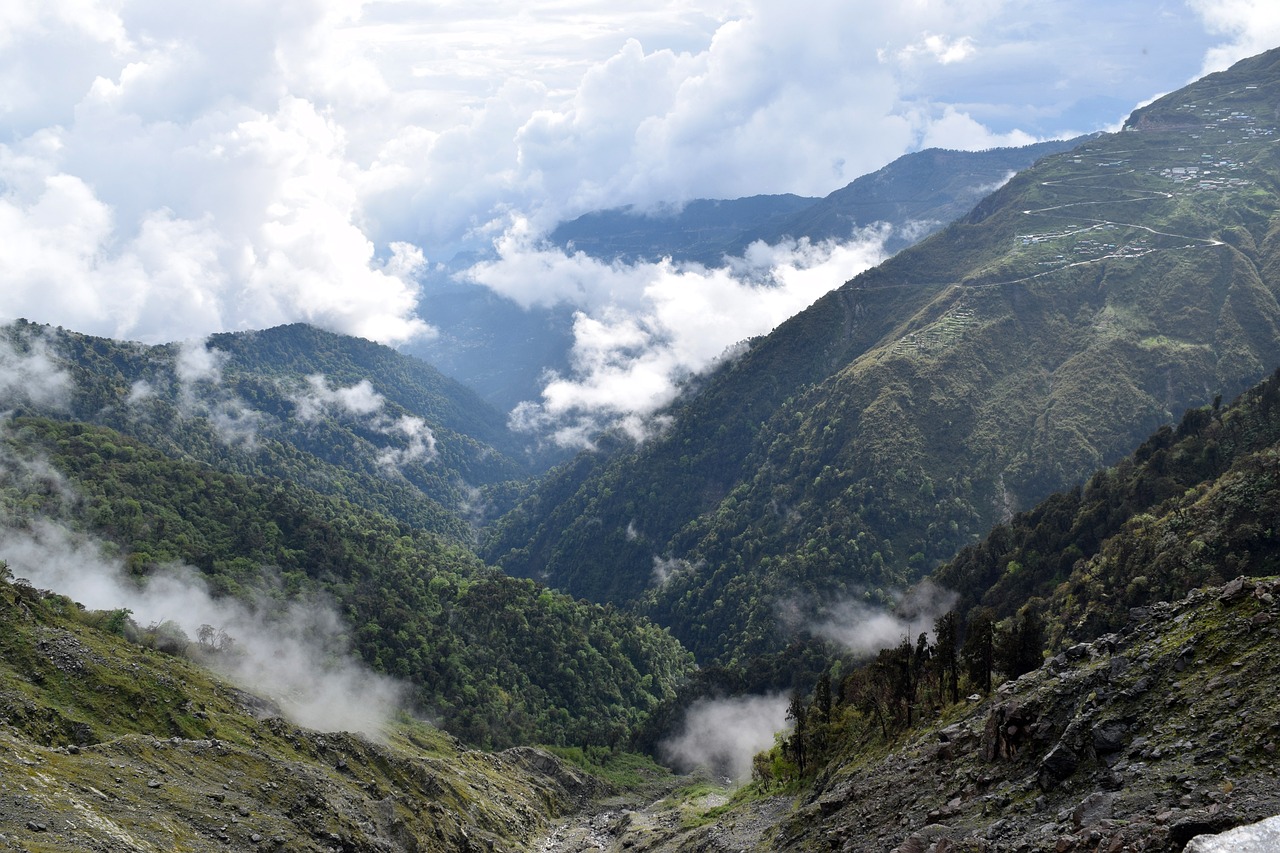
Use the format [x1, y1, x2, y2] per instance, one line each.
[3, 43, 1280, 853]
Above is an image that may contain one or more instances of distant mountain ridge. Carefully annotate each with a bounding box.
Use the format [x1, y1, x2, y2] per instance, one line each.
[410, 139, 1083, 412]
[552, 138, 1085, 264]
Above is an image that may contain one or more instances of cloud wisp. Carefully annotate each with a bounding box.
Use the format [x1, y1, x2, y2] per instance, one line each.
[659, 693, 791, 783]
[470, 221, 892, 447]
[0, 440, 404, 738]
[810, 581, 959, 655]
[291, 373, 438, 469]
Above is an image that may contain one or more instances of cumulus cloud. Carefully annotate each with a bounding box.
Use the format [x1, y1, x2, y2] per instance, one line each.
[1190, 0, 1280, 74]
[0, 0, 1239, 354]
[810, 581, 959, 655]
[475, 220, 891, 446]
[660, 694, 790, 783]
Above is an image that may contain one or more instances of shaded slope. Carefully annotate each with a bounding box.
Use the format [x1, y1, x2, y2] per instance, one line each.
[486, 47, 1280, 663]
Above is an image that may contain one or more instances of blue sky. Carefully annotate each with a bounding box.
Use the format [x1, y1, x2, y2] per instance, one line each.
[1, 1, 1278, 438]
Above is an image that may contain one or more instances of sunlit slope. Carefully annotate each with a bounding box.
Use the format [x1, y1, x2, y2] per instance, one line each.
[486, 47, 1280, 662]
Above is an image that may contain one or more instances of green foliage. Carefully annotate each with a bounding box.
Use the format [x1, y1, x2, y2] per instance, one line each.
[934, 367, 1280, 646]
[0, 416, 694, 749]
[3, 320, 535, 544]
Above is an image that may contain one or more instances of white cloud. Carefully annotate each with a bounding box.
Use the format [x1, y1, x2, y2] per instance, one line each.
[0, 0, 1250, 352]
[0, 516, 403, 738]
[660, 693, 790, 782]
[810, 581, 958, 655]
[0, 333, 73, 411]
[479, 220, 891, 446]
[289, 373, 438, 468]
[1189, 0, 1280, 74]
[293, 374, 385, 421]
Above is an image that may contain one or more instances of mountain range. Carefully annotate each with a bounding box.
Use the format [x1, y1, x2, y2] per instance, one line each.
[3, 45, 1280, 852]
[406, 139, 1081, 412]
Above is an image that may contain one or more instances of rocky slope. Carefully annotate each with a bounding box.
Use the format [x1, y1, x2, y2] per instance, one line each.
[546, 577, 1280, 852]
[0, 572, 604, 852]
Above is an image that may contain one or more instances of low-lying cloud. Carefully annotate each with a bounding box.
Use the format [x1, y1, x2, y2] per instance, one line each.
[470, 221, 892, 447]
[810, 581, 958, 655]
[291, 373, 438, 469]
[0, 333, 73, 411]
[1, 516, 403, 739]
[660, 693, 790, 783]
[0, 437, 403, 737]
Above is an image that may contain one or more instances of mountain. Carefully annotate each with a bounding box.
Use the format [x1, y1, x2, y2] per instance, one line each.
[407, 140, 1082, 413]
[0, 567, 612, 851]
[591, 576, 1280, 852]
[5, 320, 536, 541]
[0, 322, 696, 748]
[551, 365, 1280, 851]
[484, 47, 1280, 665]
[549, 140, 1083, 266]
[549, 194, 819, 265]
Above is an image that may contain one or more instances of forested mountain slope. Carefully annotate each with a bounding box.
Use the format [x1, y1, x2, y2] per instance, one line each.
[4, 320, 537, 542]
[0, 416, 694, 748]
[485, 47, 1280, 664]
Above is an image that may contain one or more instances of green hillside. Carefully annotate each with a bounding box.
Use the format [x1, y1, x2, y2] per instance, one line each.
[0, 416, 694, 749]
[485, 47, 1280, 664]
[4, 320, 537, 542]
[0, 566, 612, 851]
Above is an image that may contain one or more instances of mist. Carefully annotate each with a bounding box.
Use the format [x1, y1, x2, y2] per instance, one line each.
[0, 441, 404, 738]
[811, 580, 959, 655]
[659, 694, 790, 783]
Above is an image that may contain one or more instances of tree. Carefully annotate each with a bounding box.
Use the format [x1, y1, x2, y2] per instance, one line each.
[963, 608, 995, 694]
[785, 690, 808, 775]
[934, 610, 960, 705]
[995, 608, 1044, 680]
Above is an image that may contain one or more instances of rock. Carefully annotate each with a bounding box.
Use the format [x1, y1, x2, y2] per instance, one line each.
[1092, 720, 1129, 754]
[147, 779, 162, 788]
[1182, 815, 1280, 851]
[1038, 743, 1079, 790]
[26, 821, 47, 832]
[1071, 792, 1116, 829]
[890, 824, 952, 853]
[1219, 577, 1251, 602]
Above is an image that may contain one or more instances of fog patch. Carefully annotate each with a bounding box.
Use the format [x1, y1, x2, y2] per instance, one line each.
[291, 373, 438, 470]
[375, 414, 438, 470]
[292, 375, 384, 420]
[0, 333, 73, 411]
[811, 580, 958, 655]
[0, 517, 403, 739]
[660, 694, 790, 783]
[171, 338, 261, 447]
[651, 555, 699, 587]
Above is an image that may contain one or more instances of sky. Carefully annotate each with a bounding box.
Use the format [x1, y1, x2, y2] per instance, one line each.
[1, 0, 1279, 439]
